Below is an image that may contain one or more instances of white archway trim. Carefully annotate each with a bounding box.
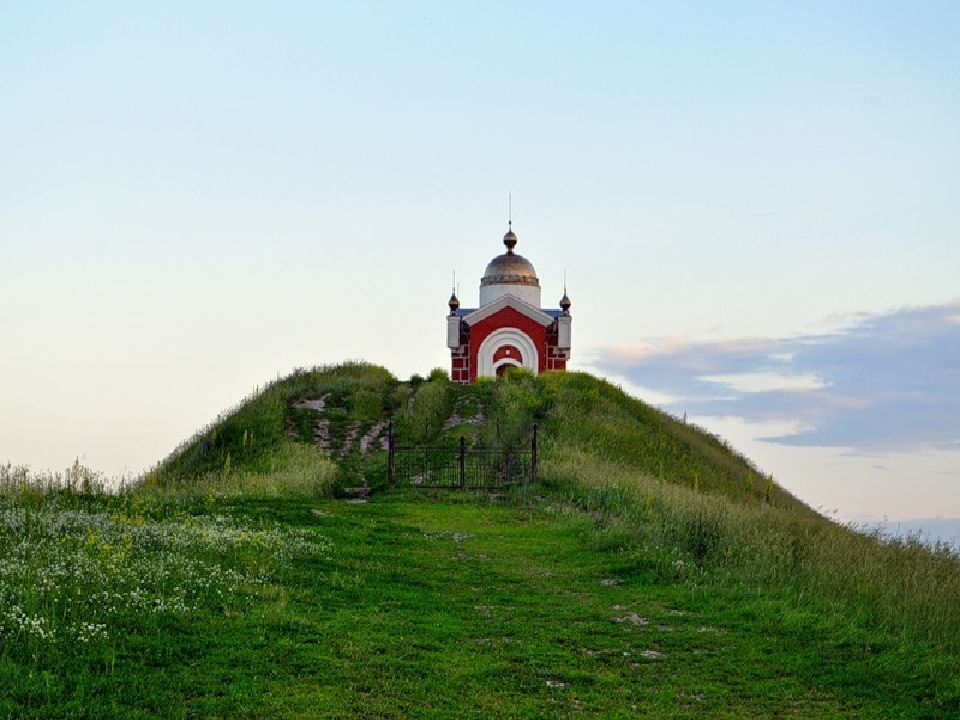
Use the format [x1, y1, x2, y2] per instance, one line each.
[493, 358, 522, 374]
[477, 328, 539, 378]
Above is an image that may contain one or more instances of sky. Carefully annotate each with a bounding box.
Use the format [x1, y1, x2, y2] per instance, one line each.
[1, 2, 958, 540]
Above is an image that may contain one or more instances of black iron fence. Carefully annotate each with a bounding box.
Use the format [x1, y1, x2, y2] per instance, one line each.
[387, 423, 537, 489]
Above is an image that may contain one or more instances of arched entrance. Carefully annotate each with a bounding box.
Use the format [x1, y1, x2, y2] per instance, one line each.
[475, 327, 539, 379]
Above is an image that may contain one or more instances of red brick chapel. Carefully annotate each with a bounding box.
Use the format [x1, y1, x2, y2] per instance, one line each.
[446, 223, 571, 383]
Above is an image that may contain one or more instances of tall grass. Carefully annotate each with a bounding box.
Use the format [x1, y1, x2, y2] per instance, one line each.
[145, 361, 396, 485]
[534, 373, 960, 651]
[392, 371, 455, 444]
[0, 465, 332, 659]
[146, 443, 338, 501]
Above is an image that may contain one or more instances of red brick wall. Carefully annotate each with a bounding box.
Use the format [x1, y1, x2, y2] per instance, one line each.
[545, 344, 568, 371]
[450, 318, 471, 384]
[492, 344, 521, 363]
[545, 321, 568, 372]
[452, 308, 568, 383]
[450, 345, 470, 384]
[468, 307, 548, 382]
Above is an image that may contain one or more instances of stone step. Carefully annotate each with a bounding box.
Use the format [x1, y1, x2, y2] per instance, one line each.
[341, 486, 371, 499]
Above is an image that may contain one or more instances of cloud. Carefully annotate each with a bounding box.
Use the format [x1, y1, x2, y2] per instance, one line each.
[590, 300, 960, 450]
[700, 371, 828, 393]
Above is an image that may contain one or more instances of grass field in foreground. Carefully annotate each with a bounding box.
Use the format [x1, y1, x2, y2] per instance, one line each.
[5, 364, 958, 717]
[3, 489, 957, 718]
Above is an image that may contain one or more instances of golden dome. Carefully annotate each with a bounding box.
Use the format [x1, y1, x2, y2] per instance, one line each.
[481, 252, 539, 287]
[481, 226, 540, 288]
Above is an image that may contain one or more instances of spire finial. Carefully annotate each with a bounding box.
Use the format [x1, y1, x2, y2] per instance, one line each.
[448, 271, 460, 316]
[560, 270, 571, 315]
[503, 194, 518, 253]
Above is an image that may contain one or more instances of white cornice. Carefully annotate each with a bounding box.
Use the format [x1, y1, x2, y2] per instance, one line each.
[461, 294, 554, 327]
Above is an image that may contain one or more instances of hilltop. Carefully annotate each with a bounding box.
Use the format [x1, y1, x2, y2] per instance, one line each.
[146, 363, 799, 506]
[2, 364, 959, 718]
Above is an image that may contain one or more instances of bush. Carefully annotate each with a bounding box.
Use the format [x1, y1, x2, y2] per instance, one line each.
[428, 367, 449, 382]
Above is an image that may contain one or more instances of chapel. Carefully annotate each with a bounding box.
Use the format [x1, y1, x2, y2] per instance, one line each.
[446, 223, 571, 383]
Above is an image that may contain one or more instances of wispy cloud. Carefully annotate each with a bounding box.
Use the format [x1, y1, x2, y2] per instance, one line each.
[700, 372, 828, 393]
[590, 300, 960, 450]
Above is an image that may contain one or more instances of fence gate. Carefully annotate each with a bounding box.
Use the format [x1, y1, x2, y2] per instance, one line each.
[387, 423, 537, 489]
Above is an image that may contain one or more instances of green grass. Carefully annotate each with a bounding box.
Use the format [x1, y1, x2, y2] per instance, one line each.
[2, 363, 959, 717]
[2, 487, 956, 717]
[145, 362, 398, 488]
[532, 371, 960, 652]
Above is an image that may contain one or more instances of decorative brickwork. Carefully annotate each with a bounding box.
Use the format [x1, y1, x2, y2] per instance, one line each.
[546, 322, 568, 371]
[469, 307, 548, 382]
[450, 319, 470, 383]
[492, 344, 521, 363]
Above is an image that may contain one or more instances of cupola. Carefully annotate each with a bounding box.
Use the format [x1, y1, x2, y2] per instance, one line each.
[479, 223, 541, 307]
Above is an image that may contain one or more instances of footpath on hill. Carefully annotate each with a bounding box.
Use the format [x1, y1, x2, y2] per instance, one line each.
[215, 493, 941, 719]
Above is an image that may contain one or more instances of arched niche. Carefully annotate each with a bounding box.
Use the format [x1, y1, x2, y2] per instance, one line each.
[476, 328, 539, 378]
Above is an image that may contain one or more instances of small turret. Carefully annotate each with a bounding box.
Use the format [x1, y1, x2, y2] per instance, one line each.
[448, 290, 460, 316]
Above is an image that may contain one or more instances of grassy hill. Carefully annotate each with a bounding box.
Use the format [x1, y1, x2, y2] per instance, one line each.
[146, 363, 797, 504]
[2, 363, 959, 717]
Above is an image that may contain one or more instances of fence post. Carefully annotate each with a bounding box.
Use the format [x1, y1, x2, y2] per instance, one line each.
[387, 421, 395, 486]
[530, 423, 538, 485]
[459, 436, 466, 489]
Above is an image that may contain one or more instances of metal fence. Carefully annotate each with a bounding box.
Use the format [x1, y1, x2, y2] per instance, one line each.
[387, 423, 537, 489]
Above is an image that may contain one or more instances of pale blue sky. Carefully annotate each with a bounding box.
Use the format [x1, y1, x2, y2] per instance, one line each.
[1, 3, 958, 533]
